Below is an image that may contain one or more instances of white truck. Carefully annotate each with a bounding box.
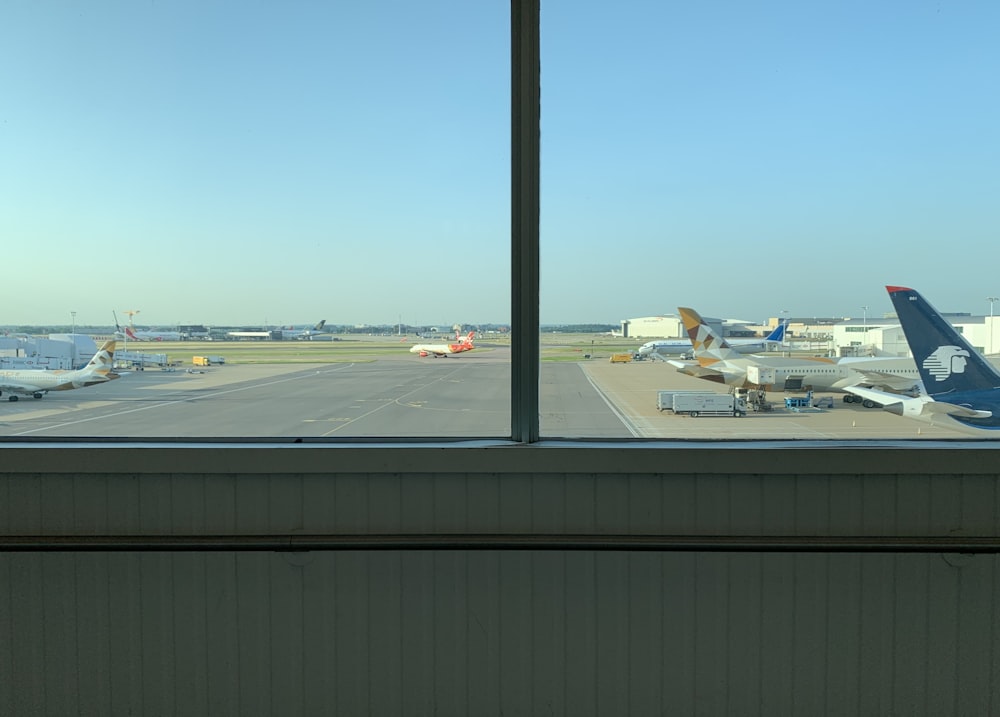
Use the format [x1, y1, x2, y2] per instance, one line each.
[657, 390, 719, 412]
[670, 392, 747, 417]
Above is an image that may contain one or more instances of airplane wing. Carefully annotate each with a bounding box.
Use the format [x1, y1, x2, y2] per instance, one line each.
[844, 386, 993, 419]
[666, 359, 704, 373]
[666, 360, 729, 381]
[851, 368, 923, 394]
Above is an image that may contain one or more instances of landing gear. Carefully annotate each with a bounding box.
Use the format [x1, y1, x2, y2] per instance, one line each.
[33, 393, 43, 399]
[843, 394, 881, 408]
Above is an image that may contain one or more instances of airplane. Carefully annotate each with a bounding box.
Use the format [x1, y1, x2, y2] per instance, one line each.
[670, 306, 921, 403]
[113, 312, 183, 341]
[638, 319, 787, 357]
[844, 286, 1000, 437]
[282, 320, 326, 340]
[410, 331, 476, 358]
[0, 340, 120, 401]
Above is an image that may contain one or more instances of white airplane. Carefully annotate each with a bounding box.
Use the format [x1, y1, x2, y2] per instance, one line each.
[638, 319, 787, 357]
[0, 340, 120, 401]
[121, 326, 183, 341]
[282, 320, 326, 340]
[845, 286, 1000, 437]
[671, 306, 920, 403]
[410, 331, 476, 358]
[114, 312, 183, 341]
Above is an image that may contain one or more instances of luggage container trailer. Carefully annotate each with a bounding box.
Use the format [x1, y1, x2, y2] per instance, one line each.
[656, 390, 719, 412]
[671, 393, 747, 417]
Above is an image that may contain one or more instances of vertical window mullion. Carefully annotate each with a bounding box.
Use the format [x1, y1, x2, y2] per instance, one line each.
[510, 0, 541, 443]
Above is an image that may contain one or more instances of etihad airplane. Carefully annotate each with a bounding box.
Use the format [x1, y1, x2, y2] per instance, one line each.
[410, 331, 476, 358]
[845, 286, 1000, 437]
[671, 306, 920, 403]
[0, 340, 119, 401]
[282, 320, 326, 340]
[638, 319, 787, 357]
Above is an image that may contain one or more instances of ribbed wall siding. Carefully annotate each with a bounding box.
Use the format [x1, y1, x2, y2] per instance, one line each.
[1, 445, 1000, 715]
[2, 551, 997, 717]
[1, 471, 999, 542]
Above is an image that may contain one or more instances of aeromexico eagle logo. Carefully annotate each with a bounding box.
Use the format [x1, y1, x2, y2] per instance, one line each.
[922, 345, 970, 382]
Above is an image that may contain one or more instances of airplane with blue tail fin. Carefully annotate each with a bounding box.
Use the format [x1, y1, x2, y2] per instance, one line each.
[844, 286, 1000, 436]
[638, 318, 787, 357]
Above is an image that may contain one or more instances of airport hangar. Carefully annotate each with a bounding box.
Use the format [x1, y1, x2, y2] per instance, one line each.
[3, 13, 999, 717]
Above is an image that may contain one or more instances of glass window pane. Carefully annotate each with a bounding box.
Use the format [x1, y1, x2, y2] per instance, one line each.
[540, 1, 1000, 439]
[1, 2, 511, 439]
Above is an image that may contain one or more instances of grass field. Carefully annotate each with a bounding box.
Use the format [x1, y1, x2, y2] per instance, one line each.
[109, 333, 649, 365]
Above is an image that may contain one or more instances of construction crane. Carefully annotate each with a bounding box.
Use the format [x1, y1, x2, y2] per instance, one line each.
[123, 310, 140, 328]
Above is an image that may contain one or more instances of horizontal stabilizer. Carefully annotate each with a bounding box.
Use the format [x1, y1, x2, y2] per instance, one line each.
[921, 402, 992, 419]
[667, 360, 729, 383]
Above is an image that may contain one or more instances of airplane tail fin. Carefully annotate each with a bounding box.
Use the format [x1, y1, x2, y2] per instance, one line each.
[461, 331, 475, 345]
[83, 341, 116, 375]
[764, 320, 787, 343]
[313, 320, 326, 331]
[677, 307, 742, 365]
[887, 285, 1000, 396]
[125, 326, 141, 341]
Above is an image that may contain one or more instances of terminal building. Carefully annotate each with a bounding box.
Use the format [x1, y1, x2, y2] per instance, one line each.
[622, 312, 1000, 358]
[0, 334, 97, 370]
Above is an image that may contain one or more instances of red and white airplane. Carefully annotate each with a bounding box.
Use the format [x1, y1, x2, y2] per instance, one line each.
[119, 326, 183, 341]
[114, 312, 183, 341]
[410, 331, 476, 358]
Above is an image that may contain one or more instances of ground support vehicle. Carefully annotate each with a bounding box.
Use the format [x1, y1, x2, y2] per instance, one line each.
[670, 393, 747, 417]
[657, 390, 719, 412]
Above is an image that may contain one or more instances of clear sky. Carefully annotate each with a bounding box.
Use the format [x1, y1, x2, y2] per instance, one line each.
[2, 2, 998, 327]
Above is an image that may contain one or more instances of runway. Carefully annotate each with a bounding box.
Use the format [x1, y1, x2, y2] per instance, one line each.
[0, 350, 961, 440]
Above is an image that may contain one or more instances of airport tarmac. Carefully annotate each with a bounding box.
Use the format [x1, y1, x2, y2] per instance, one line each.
[579, 357, 958, 440]
[0, 350, 962, 440]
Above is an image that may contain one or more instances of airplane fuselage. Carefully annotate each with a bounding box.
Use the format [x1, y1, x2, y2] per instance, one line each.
[694, 355, 920, 394]
[640, 338, 772, 357]
[410, 343, 471, 357]
[0, 368, 118, 396]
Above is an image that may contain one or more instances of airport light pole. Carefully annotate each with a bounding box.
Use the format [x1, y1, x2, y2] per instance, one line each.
[861, 305, 868, 355]
[71, 311, 76, 336]
[780, 310, 788, 355]
[988, 297, 999, 354]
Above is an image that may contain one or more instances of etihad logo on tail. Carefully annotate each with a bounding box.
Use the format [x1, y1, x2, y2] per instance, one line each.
[922, 345, 970, 382]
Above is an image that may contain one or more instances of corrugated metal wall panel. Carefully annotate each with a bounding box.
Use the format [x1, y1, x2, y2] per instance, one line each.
[2, 447, 1000, 714]
[2, 550, 998, 716]
[3, 471, 1000, 541]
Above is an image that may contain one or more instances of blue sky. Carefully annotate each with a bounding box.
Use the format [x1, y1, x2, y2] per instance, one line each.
[2, 2, 998, 327]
